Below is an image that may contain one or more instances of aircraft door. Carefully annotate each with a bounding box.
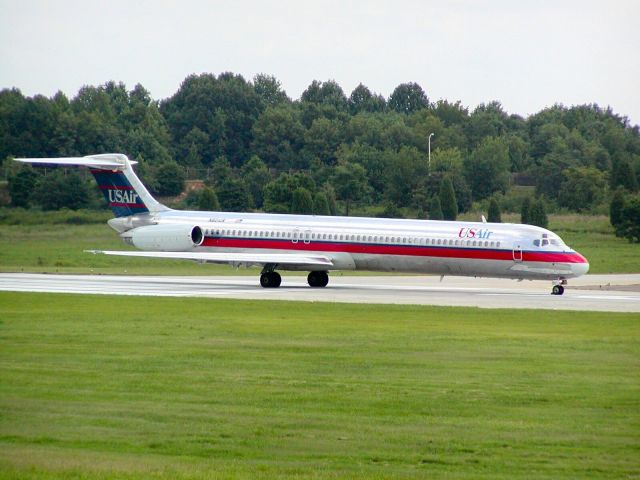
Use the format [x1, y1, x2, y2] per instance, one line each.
[292, 228, 299, 244]
[303, 229, 311, 245]
[512, 242, 523, 262]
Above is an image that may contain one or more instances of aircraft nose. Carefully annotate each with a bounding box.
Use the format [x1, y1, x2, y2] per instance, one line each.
[571, 252, 590, 277]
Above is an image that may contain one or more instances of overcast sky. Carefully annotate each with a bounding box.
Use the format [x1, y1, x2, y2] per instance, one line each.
[1, 0, 638, 125]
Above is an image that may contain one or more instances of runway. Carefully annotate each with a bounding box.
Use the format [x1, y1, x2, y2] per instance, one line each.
[1, 273, 639, 312]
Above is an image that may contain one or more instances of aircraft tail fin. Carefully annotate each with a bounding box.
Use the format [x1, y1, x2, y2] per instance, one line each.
[14, 154, 169, 218]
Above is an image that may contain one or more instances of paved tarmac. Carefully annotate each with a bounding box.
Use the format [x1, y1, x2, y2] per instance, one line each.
[1, 273, 639, 312]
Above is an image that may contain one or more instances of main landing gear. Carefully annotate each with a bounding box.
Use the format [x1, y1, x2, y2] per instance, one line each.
[259, 270, 329, 288]
[307, 270, 329, 288]
[551, 279, 567, 295]
[260, 271, 281, 288]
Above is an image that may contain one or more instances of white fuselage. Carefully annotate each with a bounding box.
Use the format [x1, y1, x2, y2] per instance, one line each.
[121, 209, 589, 281]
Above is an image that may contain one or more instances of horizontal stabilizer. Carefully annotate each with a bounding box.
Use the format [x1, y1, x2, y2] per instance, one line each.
[15, 154, 136, 170]
[86, 250, 334, 268]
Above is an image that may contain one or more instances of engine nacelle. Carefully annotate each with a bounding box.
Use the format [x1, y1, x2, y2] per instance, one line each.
[121, 224, 204, 251]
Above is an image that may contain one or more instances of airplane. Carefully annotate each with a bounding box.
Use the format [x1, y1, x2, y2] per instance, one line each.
[15, 153, 589, 295]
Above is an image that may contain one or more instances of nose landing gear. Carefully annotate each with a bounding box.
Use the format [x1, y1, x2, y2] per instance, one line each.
[551, 279, 567, 295]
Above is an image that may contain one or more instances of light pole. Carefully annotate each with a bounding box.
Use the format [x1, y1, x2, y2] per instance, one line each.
[428, 132, 434, 174]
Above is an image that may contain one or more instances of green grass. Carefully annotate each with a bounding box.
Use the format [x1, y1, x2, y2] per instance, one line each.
[0, 223, 257, 275]
[0, 214, 638, 275]
[1, 293, 639, 479]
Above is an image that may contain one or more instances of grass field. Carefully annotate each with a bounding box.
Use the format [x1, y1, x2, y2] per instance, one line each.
[1, 213, 638, 275]
[1, 292, 638, 479]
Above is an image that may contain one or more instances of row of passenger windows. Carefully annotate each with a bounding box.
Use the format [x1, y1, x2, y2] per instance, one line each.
[204, 228, 501, 248]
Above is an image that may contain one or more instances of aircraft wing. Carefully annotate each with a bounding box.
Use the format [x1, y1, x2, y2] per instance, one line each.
[86, 250, 334, 269]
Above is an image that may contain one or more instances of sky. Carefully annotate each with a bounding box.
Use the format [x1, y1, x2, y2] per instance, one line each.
[1, 0, 639, 125]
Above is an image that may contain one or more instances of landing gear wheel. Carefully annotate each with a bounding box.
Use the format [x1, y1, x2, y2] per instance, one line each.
[307, 271, 329, 288]
[551, 285, 565, 295]
[260, 271, 281, 288]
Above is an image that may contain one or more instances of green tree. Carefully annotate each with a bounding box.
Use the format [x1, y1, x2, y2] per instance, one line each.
[240, 155, 271, 209]
[388, 82, 428, 114]
[438, 176, 457, 220]
[466, 102, 510, 148]
[32, 171, 90, 210]
[302, 117, 344, 165]
[8, 166, 37, 207]
[521, 197, 532, 224]
[161, 73, 262, 165]
[433, 99, 469, 127]
[217, 177, 251, 212]
[251, 105, 304, 170]
[383, 146, 427, 208]
[312, 191, 331, 215]
[429, 196, 443, 220]
[609, 188, 626, 236]
[534, 151, 579, 201]
[619, 196, 640, 243]
[154, 162, 185, 196]
[291, 187, 313, 214]
[611, 157, 639, 192]
[464, 136, 510, 200]
[529, 199, 548, 228]
[488, 197, 502, 223]
[197, 186, 220, 211]
[323, 185, 338, 215]
[253, 73, 289, 107]
[558, 166, 607, 212]
[348, 84, 386, 114]
[381, 202, 403, 219]
[300, 80, 348, 111]
[332, 162, 369, 215]
[263, 172, 315, 213]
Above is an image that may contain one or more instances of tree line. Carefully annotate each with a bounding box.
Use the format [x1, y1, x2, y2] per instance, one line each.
[1, 72, 639, 238]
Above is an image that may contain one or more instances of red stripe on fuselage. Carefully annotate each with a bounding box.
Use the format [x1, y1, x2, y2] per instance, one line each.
[200, 237, 587, 264]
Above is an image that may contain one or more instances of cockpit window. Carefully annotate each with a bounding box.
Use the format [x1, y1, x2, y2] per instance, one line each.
[534, 235, 565, 248]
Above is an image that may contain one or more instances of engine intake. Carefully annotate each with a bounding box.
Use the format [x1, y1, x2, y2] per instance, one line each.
[122, 224, 204, 251]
